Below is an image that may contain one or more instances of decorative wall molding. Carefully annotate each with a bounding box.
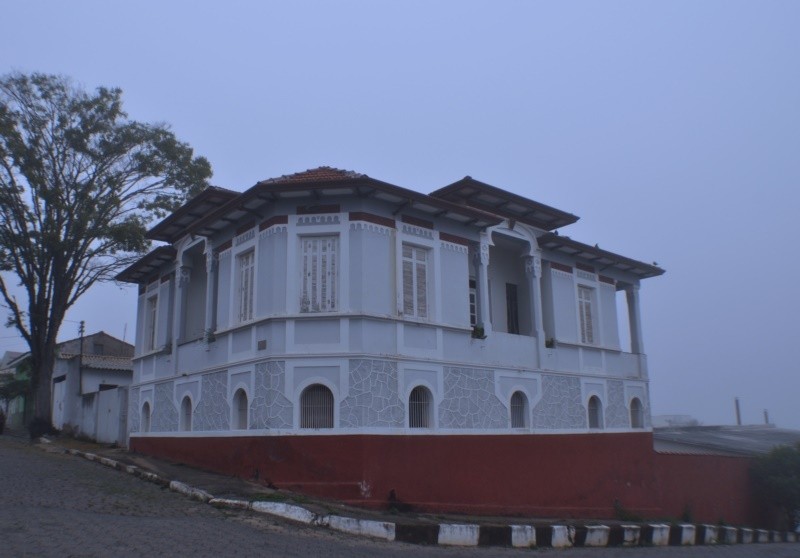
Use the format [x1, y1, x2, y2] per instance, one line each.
[297, 214, 340, 226]
[260, 225, 288, 239]
[440, 240, 468, 253]
[349, 221, 393, 236]
[402, 223, 434, 239]
[234, 228, 256, 246]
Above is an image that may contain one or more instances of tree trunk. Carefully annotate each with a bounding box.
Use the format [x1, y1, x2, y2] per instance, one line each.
[30, 343, 57, 429]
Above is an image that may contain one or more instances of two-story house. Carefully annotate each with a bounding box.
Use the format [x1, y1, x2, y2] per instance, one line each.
[118, 167, 664, 516]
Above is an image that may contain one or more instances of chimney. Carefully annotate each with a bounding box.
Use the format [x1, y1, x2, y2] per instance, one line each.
[735, 397, 742, 426]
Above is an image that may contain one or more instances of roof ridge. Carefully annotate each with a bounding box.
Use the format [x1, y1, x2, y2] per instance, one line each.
[257, 166, 366, 184]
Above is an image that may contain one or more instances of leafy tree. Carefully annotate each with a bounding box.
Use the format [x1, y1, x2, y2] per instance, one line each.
[751, 443, 800, 530]
[0, 73, 212, 431]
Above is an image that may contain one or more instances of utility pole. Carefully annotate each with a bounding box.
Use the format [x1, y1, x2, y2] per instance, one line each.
[78, 321, 85, 396]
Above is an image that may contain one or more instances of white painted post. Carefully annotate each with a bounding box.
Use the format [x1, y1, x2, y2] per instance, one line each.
[510, 525, 536, 548]
[678, 524, 696, 545]
[621, 525, 641, 546]
[584, 525, 610, 546]
[649, 524, 670, 546]
[550, 525, 574, 548]
[701, 525, 718, 544]
[437, 524, 479, 546]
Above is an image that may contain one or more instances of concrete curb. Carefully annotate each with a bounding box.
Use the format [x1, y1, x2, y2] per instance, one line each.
[49, 442, 800, 549]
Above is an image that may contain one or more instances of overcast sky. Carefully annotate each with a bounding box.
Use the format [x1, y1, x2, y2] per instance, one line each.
[1, 1, 798, 429]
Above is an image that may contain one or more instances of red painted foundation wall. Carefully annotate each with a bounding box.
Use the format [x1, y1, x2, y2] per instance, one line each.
[653, 452, 756, 526]
[131, 433, 755, 523]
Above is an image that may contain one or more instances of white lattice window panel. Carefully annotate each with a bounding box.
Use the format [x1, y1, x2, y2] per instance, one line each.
[300, 384, 334, 429]
[402, 244, 428, 318]
[237, 251, 255, 323]
[578, 285, 595, 344]
[300, 236, 338, 313]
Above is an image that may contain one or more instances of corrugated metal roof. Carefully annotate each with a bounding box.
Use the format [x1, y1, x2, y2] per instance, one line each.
[654, 425, 800, 456]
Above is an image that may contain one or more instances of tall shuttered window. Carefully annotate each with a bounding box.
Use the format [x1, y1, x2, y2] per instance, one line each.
[300, 236, 338, 313]
[237, 251, 255, 323]
[300, 384, 334, 429]
[402, 244, 428, 319]
[145, 295, 158, 351]
[578, 285, 595, 344]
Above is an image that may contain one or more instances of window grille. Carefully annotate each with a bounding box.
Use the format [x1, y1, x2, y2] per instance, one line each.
[300, 384, 334, 428]
[408, 386, 432, 428]
[510, 391, 528, 428]
[578, 286, 595, 344]
[237, 251, 255, 323]
[141, 402, 151, 433]
[233, 389, 248, 430]
[588, 395, 603, 429]
[300, 236, 338, 313]
[402, 244, 428, 318]
[180, 396, 192, 431]
[630, 397, 644, 429]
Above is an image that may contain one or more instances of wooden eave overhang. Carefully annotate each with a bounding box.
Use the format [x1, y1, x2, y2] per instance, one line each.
[181, 175, 502, 239]
[430, 177, 579, 231]
[146, 186, 239, 243]
[115, 246, 177, 284]
[538, 233, 665, 280]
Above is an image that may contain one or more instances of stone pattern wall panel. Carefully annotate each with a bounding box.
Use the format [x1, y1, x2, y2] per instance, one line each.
[532, 375, 586, 429]
[340, 359, 403, 428]
[193, 371, 230, 431]
[127, 387, 140, 433]
[605, 379, 628, 428]
[152, 381, 178, 432]
[439, 367, 508, 429]
[251, 361, 293, 429]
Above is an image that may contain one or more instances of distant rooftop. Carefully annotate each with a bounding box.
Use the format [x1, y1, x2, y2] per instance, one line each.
[654, 424, 800, 456]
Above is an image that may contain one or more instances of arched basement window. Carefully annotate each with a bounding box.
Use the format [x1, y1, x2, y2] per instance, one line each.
[510, 391, 528, 428]
[408, 386, 433, 428]
[300, 384, 334, 429]
[141, 401, 151, 433]
[180, 396, 192, 432]
[630, 397, 644, 429]
[233, 388, 248, 430]
[588, 395, 603, 429]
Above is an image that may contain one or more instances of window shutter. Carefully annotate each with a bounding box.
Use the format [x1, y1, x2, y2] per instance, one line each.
[402, 256, 414, 315]
[301, 236, 337, 313]
[578, 286, 594, 344]
[416, 250, 427, 318]
[238, 252, 254, 322]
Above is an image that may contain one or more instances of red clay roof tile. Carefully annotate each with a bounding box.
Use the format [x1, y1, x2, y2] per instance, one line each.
[258, 166, 365, 184]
